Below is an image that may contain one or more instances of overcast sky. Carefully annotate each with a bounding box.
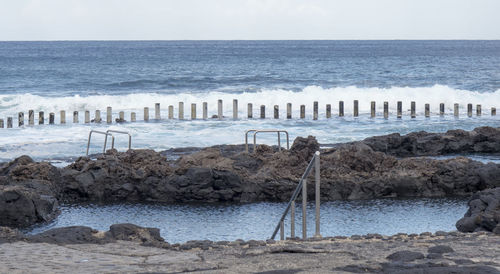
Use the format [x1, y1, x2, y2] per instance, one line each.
[0, 0, 499, 40]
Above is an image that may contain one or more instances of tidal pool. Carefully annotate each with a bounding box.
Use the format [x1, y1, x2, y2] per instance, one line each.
[26, 197, 468, 244]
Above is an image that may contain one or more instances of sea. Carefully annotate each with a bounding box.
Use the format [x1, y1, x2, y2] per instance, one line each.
[1, 40, 499, 162]
[3, 40, 499, 240]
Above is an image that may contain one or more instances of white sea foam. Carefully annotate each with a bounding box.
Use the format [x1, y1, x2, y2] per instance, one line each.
[1, 85, 500, 161]
[1, 85, 499, 117]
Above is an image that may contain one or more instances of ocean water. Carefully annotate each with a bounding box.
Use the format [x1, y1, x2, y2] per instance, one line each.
[1, 40, 500, 161]
[25, 198, 468, 243]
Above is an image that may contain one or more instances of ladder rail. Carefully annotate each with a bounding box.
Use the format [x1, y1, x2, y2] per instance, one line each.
[270, 151, 318, 240]
[86, 130, 114, 156]
[106, 129, 132, 150]
[245, 129, 289, 153]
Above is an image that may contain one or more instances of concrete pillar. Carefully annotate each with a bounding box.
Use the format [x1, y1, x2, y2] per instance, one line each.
[411, 101, 416, 118]
[467, 103, 472, 117]
[353, 100, 359, 117]
[370, 101, 376, 117]
[168, 105, 173, 119]
[492, 107, 496, 116]
[326, 104, 331, 118]
[203, 102, 208, 119]
[384, 102, 389, 119]
[454, 103, 459, 117]
[274, 105, 279, 119]
[131, 112, 136, 122]
[0, 119, 3, 128]
[49, 113, 55, 124]
[7, 117, 13, 128]
[28, 110, 34, 125]
[233, 99, 238, 119]
[191, 103, 196, 120]
[397, 101, 402, 118]
[84, 111, 90, 123]
[95, 110, 101, 123]
[155, 103, 160, 120]
[60, 110, 66, 124]
[73, 111, 79, 123]
[39, 111, 44, 125]
[144, 107, 149, 121]
[106, 107, 111, 123]
[300, 105, 305, 119]
[247, 103, 253, 119]
[18, 112, 24, 127]
[287, 103, 292, 119]
[260, 105, 265, 119]
[218, 99, 223, 119]
[313, 101, 318, 120]
[179, 102, 184, 120]
[477, 104, 481, 116]
[425, 104, 430, 118]
[339, 101, 344, 117]
[440, 103, 445, 116]
[119, 111, 124, 122]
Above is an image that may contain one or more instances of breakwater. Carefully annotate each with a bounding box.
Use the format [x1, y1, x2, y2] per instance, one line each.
[0, 100, 497, 128]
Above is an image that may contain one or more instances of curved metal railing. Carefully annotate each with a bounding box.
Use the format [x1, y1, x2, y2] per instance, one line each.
[271, 151, 321, 240]
[245, 129, 289, 153]
[86, 130, 114, 156]
[106, 129, 132, 150]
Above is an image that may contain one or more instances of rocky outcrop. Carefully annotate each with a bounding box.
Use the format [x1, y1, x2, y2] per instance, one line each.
[0, 186, 59, 227]
[456, 187, 500, 234]
[0, 156, 61, 228]
[0, 223, 168, 247]
[360, 126, 500, 156]
[1, 126, 500, 228]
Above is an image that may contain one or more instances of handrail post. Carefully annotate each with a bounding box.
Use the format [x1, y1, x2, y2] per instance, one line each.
[285, 131, 289, 149]
[277, 132, 281, 151]
[280, 221, 284, 241]
[302, 178, 307, 239]
[314, 151, 321, 238]
[291, 200, 295, 238]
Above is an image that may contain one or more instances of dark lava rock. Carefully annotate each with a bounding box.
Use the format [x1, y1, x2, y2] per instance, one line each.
[0, 186, 59, 227]
[428, 245, 454, 254]
[28, 226, 106, 244]
[361, 126, 500, 157]
[386, 250, 425, 262]
[108, 223, 165, 246]
[0, 226, 24, 243]
[456, 187, 500, 233]
[27, 223, 168, 246]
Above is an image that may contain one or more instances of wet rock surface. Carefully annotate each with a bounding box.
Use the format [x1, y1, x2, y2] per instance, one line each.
[0, 228, 498, 273]
[456, 187, 500, 234]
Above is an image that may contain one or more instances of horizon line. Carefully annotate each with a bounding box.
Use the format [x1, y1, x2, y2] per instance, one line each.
[1, 39, 500, 42]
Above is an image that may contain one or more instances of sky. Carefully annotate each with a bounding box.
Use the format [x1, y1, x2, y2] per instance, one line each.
[0, 0, 499, 40]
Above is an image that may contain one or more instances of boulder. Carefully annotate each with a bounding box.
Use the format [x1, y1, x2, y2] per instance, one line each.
[0, 186, 59, 227]
[456, 187, 500, 233]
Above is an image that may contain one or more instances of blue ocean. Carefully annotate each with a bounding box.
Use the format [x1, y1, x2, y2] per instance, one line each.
[1, 40, 499, 162]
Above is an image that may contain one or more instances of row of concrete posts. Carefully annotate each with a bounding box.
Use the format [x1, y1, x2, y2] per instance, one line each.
[0, 100, 497, 128]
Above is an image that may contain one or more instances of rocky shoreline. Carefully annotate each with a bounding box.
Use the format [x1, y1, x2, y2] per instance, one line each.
[2, 126, 500, 229]
[0, 224, 498, 273]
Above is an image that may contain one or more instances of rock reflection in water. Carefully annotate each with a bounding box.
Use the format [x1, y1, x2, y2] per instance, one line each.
[26, 197, 467, 244]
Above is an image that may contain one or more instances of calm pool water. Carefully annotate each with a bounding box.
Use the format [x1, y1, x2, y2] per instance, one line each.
[26, 197, 468, 244]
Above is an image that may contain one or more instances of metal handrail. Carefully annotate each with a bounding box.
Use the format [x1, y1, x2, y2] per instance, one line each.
[245, 129, 289, 153]
[86, 130, 115, 156]
[271, 151, 321, 240]
[106, 129, 132, 150]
